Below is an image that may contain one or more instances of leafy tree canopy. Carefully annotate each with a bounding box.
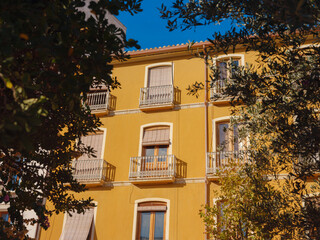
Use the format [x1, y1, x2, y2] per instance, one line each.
[162, 1, 320, 239]
[0, 0, 141, 239]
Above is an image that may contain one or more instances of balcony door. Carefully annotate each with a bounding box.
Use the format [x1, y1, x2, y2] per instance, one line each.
[215, 58, 240, 94]
[217, 58, 240, 80]
[136, 202, 167, 240]
[215, 121, 240, 168]
[75, 132, 104, 180]
[216, 121, 239, 152]
[141, 127, 170, 172]
[147, 66, 173, 102]
[143, 145, 168, 171]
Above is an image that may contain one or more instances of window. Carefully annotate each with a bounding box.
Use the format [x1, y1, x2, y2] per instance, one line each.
[216, 121, 239, 152]
[141, 127, 170, 171]
[215, 199, 248, 238]
[217, 57, 240, 80]
[129, 123, 174, 181]
[212, 56, 243, 97]
[140, 63, 177, 108]
[60, 207, 96, 240]
[136, 202, 167, 240]
[147, 66, 173, 102]
[73, 131, 106, 182]
[78, 131, 104, 160]
[148, 66, 173, 87]
[217, 200, 227, 233]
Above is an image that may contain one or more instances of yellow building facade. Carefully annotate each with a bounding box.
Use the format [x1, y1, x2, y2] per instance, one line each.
[39, 42, 259, 240]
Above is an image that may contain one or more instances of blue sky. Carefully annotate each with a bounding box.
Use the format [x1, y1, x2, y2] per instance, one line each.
[117, 1, 230, 50]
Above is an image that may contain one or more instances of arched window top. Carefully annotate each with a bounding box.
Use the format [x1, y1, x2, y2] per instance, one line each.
[144, 62, 174, 88]
[138, 123, 173, 156]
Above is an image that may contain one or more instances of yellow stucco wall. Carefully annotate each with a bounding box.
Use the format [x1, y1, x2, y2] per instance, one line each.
[39, 46, 260, 240]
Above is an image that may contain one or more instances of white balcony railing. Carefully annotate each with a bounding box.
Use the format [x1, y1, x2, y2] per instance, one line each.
[210, 79, 228, 99]
[206, 151, 248, 176]
[139, 85, 180, 107]
[86, 91, 116, 111]
[72, 159, 109, 183]
[129, 155, 176, 180]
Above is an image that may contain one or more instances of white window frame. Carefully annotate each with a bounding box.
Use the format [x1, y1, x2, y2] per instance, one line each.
[132, 198, 170, 240]
[144, 62, 174, 88]
[213, 54, 245, 69]
[99, 128, 107, 159]
[138, 123, 173, 157]
[60, 201, 98, 240]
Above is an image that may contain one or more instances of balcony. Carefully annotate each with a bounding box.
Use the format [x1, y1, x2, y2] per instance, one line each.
[129, 155, 180, 184]
[86, 91, 116, 114]
[206, 151, 248, 180]
[210, 80, 231, 105]
[139, 85, 181, 111]
[72, 159, 115, 186]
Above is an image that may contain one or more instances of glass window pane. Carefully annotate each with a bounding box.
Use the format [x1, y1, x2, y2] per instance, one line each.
[218, 123, 229, 150]
[233, 125, 239, 152]
[218, 201, 228, 232]
[231, 59, 239, 78]
[157, 146, 168, 162]
[140, 212, 150, 240]
[218, 62, 228, 80]
[145, 147, 155, 157]
[154, 212, 165, 240]
[158, 146, 167, 156]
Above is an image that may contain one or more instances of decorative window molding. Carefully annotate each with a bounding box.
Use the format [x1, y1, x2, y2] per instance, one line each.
[132, 198, 170, 240]
[213, 54, 245, 68]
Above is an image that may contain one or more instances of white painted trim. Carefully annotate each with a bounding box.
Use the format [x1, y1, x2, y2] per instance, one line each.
[99, 128, 107, 159]
[144, 62, 174, 88]
[138, 122, 173, 157]
[60, 201, 98, 240]
[213, 54, 245, 67]
[132, 198, 170, 240]
[297, 43, 320, 49]
[90, 202, 98, 240]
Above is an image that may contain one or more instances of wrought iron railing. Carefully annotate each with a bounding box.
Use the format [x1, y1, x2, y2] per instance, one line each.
[139, 85, 180, 107]
[86, 91, 116, 111]
[72, 159, 115, 183]
[129, 155, 176, 179]
[206, 151, 248, 175]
